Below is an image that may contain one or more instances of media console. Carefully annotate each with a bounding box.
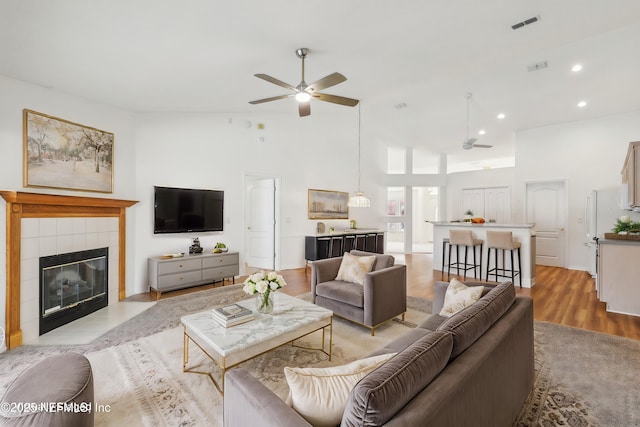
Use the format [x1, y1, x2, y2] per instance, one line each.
[148, 252, 239, 298]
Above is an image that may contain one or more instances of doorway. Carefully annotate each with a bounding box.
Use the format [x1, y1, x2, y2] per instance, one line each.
[244, 175, 279, 271]
[526, 180, 567, 267]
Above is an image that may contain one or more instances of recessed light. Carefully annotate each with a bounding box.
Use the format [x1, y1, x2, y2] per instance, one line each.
[478, 130, 486, 135]
[577, 101, 587, 108]
[571, 64, 583, 72]
[497, 113, 506, 120]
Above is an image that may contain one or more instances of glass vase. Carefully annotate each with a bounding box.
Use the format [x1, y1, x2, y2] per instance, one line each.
[256, 290, 274, 314]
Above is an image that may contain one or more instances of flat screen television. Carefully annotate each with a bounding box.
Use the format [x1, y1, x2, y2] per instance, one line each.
[154, 186, 224, 234]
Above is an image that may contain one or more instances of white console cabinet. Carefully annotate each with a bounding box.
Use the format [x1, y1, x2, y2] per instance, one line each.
[148, 252, 239, 297]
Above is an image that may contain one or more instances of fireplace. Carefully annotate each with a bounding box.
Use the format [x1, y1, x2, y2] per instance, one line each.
[40, 248, 109, 335]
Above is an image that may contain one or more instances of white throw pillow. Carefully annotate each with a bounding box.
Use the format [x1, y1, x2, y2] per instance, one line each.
[335, 252, 376, 285]
[439, 278, 484, 318]
[284, 353, 396, 427]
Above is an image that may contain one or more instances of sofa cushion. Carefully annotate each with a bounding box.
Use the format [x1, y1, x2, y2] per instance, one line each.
[349, 250, 395, 271]
[315, 280, 364, 308]
[341, 331, 453, 427]
[436, 281, 515, 359]
[336, 252, 376, 285]
[284, 353, 396, 427]
[439, 278, 484, 318]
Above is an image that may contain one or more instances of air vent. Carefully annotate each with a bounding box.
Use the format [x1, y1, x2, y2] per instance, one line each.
[527, 61, 548, 72]
[512, 15, 540, 30]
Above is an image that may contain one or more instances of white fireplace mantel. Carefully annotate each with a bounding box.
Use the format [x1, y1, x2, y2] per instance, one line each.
[0, 190, 137, 349]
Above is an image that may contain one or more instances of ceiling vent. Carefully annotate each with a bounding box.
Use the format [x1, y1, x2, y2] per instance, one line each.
[512, 15, 540, 30]
[527, 61, 549, 72]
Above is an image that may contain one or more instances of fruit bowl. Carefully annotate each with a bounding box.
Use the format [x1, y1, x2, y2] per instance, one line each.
[213, 247, 228, 253]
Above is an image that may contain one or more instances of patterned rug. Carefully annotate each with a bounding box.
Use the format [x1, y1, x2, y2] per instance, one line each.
[1, 285, 639, 426]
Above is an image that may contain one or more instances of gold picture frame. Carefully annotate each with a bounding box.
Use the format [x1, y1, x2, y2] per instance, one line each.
[23, 109, 114, 193]
[308, 189, 349, 219]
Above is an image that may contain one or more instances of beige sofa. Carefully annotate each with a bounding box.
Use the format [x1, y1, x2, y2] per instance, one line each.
[311, 250, 407, 335]
[224, 280, 534, 427]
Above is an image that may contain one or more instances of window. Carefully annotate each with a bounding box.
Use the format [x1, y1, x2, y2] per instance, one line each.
[387, 187, 405, 216]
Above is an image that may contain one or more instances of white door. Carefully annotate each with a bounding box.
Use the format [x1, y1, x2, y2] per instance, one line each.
[484, 187, 511, 223]
[245, 177, 275, 270]
[526, 181, 566, 267]
[462, 189, 484, 217]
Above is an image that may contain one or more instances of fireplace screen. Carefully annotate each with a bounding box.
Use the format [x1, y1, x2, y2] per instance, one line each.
[40, 247, 108, 334]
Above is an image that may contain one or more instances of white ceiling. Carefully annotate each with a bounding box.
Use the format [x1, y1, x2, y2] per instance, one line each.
[2, 0, 640, 171]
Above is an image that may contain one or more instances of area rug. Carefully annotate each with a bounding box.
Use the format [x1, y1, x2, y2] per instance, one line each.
[1, 285, 639, 426]
[87, 307, 429, 426]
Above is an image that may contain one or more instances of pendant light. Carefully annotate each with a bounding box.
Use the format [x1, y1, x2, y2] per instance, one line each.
[348, 103, 371, 208]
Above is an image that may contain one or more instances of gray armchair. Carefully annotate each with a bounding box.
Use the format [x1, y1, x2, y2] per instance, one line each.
[311, 250, 407, 335]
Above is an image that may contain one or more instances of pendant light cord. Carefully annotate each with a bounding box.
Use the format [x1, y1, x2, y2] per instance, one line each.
[357, 103, 362, 191]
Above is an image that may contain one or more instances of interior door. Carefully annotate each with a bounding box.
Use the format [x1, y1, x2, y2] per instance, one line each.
[245, 177, 275, 270]
[526, 181, 566, 267]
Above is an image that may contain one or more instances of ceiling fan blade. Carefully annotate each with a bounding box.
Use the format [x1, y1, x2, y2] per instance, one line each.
[307, 72, 347, 92]
[298, 101, 311, 117]
[254, 74, 297, 91]
[313, 92, 360, 107]
[474, 144, 493, 148]
[248, 94, 291, 105]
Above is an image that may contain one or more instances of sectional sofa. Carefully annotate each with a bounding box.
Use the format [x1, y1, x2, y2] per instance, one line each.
[224, 280, 534, 427]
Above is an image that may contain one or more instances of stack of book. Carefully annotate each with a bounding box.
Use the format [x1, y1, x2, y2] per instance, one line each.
[211, 303, 255, 327]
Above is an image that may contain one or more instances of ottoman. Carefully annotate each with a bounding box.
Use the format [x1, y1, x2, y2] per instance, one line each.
[0, 353, 94, 427]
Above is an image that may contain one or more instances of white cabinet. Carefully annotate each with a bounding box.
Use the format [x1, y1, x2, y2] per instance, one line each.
[148, 252, 239, 297]
[622, 141, 640, 208]
[598, 241, 640, 316]
[462, 187, 510, 222]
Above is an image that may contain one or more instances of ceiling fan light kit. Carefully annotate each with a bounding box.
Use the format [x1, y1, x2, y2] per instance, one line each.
[249, 48, 359, 117]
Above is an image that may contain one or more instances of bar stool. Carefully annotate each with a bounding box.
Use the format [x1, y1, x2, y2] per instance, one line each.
[441, 237, 450, 279]
[317, 237, 331, 259]
[343, 235, 356, 252]
[328, 235, 343, 257]
[365, 233, 377, 252]
[355, 234, 367, 251]
[447, 230, 483, 280]
[486, 231, 521, 287]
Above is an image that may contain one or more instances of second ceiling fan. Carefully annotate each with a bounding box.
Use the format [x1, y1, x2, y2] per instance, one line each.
[462, 93, 493, 150]
[249, 48, 359, 117]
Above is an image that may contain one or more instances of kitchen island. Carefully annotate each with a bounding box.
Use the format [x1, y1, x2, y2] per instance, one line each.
[597, 238, 640, 316]
[432, 222, 536, 288]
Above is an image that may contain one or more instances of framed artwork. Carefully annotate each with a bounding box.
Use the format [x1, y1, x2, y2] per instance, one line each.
[23, 109, 114, 193]
[308, 189, 349, 219]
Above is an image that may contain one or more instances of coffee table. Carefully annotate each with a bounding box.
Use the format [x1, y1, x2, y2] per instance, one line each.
[181, 292, 333, 394]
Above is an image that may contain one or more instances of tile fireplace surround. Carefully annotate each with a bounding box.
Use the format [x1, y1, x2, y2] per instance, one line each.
[0, 191, 137, 349]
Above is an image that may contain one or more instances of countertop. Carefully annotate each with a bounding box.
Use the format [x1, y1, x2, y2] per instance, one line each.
[599, 238, 640, 245]
[429, 221, 535, 229]
[310, 228, 384, 237]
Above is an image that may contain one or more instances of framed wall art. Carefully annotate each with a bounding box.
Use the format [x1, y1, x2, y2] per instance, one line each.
[23, 109, 114, 193]
[308, 189, 349, 219]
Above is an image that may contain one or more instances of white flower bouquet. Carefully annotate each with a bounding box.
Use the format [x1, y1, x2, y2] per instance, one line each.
[243, 271, 287, 313]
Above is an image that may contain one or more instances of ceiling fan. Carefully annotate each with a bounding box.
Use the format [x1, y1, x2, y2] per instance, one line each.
[249, 48, 359, 117]
[462, 93, 492, 150]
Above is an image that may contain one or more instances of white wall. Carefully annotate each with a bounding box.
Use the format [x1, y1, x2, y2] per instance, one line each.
[132, 111, 366, 292]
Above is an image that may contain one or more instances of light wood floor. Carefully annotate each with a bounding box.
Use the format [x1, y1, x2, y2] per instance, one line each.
[131, 253, 640, 341]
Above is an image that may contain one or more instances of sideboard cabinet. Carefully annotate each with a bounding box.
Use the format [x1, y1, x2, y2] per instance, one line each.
[148, 252, 239, 297]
